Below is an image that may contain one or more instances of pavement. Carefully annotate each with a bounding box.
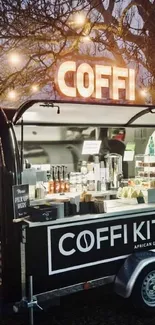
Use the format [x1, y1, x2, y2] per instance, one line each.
[1, 286, 155, 325]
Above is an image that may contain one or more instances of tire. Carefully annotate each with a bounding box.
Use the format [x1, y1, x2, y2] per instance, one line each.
[131, 263, 155, 314]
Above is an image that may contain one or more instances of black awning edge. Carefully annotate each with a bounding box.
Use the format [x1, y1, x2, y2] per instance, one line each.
[12, 99, 155, 126]
[126, 106, 155, 126]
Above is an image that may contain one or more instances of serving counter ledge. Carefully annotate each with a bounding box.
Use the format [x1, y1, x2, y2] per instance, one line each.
[22, 203, 155, 228]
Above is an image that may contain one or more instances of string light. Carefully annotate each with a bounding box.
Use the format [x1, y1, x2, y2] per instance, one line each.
[69, 12, 86, 27]
[31, 84, 39, 92]
[140, 89, 148, 97]
[7, 90, 17, 100]
[82, 35, 91, 42]
[75, 13, 85, 26]
[8, 52, 21, 65]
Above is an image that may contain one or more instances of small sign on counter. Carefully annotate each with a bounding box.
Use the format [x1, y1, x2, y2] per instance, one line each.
[82, 140, 101, 155]
[123, 150, 134, 161]
[12, 184, 29, 218]
[123, 142, 135, 161]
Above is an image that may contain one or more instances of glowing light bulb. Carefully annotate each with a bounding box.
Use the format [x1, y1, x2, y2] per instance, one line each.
[140, 89, 148, 97]
[76, 13, 85, 25]
[82, 35, 90, 42]
[70, 12, 86, 27]
[9, 53, 21, 65]
[8, 90, 17, 100]
[31, 84, 39, 92]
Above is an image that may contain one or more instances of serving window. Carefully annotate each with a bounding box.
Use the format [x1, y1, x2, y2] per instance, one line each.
[13, 120, 155, 219]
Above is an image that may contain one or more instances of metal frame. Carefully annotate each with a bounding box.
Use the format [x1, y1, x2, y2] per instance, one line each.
[126, 106, 155, 126]
[36, 275, 115, 302]
[13, 274, 114, 325]
[20, 118, 24, 172]
[4, 99, 155, 325]
[0, 109, 22, 305]
[12, 99, 155, 127]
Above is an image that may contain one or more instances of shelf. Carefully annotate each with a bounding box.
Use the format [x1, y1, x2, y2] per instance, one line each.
[135, 177, 155, 179]
[135, 154, 155, 157]
[135, 154, 155, 187]
[136, 165, 155, 168]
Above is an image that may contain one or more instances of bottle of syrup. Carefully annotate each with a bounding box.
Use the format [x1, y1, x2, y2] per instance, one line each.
[60, 166, 65, 193]
[54, 166, 60, 193]
[48, 166, 55, 194]
[64, 167, 70, 192]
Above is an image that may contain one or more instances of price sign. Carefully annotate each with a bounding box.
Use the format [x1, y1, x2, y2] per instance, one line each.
[12, 184, 29, 219]
[124, 142, 135, 161]
[126, 142, 135, 151]
[82, 140, 101, 155]
[123, 150, 134, 161]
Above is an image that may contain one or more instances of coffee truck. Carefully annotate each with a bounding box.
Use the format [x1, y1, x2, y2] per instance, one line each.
[1, 60, 155, 324]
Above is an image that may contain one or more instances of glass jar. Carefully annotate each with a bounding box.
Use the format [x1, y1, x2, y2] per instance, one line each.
[76, 172, 83, 192]
[81, 161, 87, 174]
[87, 170, 95, 191]
[70, 172, 77, 192]
[82, 174, 88, 191]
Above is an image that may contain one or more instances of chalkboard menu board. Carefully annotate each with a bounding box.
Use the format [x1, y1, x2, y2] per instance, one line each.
[12, 184, 29, 218]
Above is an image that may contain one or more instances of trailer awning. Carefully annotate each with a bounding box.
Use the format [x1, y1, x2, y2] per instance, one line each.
[12, 100, 155, 127]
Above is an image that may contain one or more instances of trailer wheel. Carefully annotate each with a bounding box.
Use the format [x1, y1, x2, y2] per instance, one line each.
[132, 263, 155, 314]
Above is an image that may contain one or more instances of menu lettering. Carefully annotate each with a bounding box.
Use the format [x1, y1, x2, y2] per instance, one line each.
[12, 184, 29, 218]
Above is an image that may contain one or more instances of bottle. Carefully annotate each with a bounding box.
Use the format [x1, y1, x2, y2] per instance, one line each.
[149, 136, 154, 156]
[54, 166, 60, 193]
[60, 166, 65, 193]
[105, 157, 111, 190]
[76, 172, 83, 192]
[87, 163, 95, 191]
[101, 177, 106, 191]
[35, 181, 46, 199]
[94, 156, 100, 191]
[57, 166, 61, 180]
[62, 166, 65, 180]
[64, 167, 70, 192]
[70, 172, 76, 192]
[48, 166, 55, 194]
[81, 161, 87, 174]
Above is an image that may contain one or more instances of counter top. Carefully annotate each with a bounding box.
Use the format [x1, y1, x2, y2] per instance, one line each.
[30, 190, 117, 206]
[23, 202, 155, 228]
[105, 202, 155, 213]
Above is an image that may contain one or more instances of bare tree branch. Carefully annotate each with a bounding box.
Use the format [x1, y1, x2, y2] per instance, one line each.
[0, 0, 154, 105]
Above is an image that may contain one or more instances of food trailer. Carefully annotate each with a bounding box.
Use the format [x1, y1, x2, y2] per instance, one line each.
[1, 60, 155, 324]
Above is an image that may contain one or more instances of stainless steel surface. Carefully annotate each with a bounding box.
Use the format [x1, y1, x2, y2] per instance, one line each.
[106, 153, 122, 189]
[20, 225, 26, 298]
[29, 276, 34, 325]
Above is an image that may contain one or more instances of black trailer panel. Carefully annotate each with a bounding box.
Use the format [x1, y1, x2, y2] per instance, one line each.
[25, 211, 155, 296]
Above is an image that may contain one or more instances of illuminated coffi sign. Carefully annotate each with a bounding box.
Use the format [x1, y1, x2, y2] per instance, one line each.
[56, 60, 135, 101]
